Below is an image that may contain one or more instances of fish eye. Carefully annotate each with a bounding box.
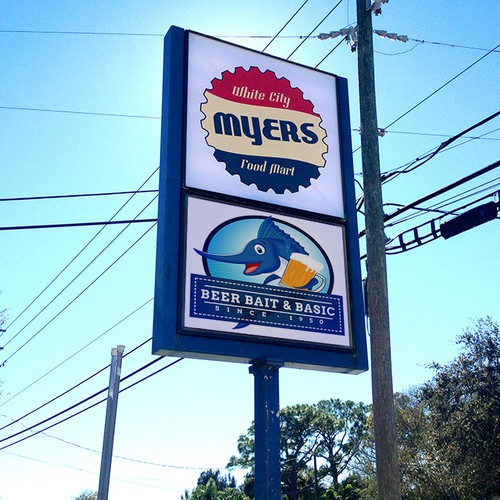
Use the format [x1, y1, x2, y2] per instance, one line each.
[254, 243, 266, 255]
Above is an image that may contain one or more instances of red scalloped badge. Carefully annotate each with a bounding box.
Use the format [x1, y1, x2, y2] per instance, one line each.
[200, 67, 328, 194]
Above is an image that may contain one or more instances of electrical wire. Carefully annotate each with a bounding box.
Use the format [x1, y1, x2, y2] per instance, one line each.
[359, 160, 500, 238]
[381, 111, 500, 183]
[0, 29, 163, 37]
[355, 124, 499, 182]
[383, 188, 499, 255]
[0, 339, 157, 441]
[315, 36, 345, 68]
[0, 105, 160, 120]
[1, 448, 194, 492]
[2, 33, 496, 129]
[0, 302, 153, 414]
[372, 128, 500, 142]
[0, 357, 183, 451]
[0, 218, 157, 232]
[3, 28, 497, 54]
[382, 160, 500, 226]
[287, 0, 344, 60]
[386, 179, 500, 229]
[1, 449, 98, 474]
[3, 440, 224, 472]
[356, 113, 500, 212]
[374, 42, 420, 56]
[407, 37, 500, 54]
[0, 221, 156, 367]
[382, 43, 500, 131]
[1, 195, 157, 352]
[0, 189, 158, 203]
[3, 167, 159, 335]
[262, 0, 310, 52]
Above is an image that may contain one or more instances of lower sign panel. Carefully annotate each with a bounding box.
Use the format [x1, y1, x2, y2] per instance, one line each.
[183, 196, 352, 348]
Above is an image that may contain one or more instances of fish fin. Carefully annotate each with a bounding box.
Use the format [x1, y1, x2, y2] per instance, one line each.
[233, 321, 250, 330]
[258, 217, 308, 259]
[263, 273, 281, 285]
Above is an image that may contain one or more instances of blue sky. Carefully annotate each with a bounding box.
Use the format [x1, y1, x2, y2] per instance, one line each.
[0, 1, 499, 498]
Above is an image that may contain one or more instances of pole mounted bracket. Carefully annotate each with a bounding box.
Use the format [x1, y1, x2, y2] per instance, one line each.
[249, 358, 285, 373]
[367, 0, 389, 15]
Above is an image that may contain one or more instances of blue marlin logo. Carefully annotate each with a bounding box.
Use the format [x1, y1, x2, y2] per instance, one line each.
[195, 217, 308, 286]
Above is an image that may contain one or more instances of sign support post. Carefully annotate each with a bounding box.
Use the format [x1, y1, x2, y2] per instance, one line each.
[250, 359, 283, 499]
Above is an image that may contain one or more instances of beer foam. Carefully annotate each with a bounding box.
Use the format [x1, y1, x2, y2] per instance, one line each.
[289, 253, 324, 272]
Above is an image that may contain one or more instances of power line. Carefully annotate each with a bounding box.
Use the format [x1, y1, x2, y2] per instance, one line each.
[383, 160, 500, 225]
[356, 113, 500, 211]
[0, 357, 183, 451]
[386, 180, 500, 229]
[382, 43, 500, 131]
[2, 28, 498, 54]
[0, 222, 156, 367]
[353, 128, 500, 142]
[0, 448, 191, 492]
[0, 218, 157, 232]
[262, 0, 310, 52]
[4, 435, 225, 472]
[1, 449, 96, 474]
[0, 189, 158, 203]
[381, 111, 500, 182]
[1, 204, 156, 348]
[384, 190, 499, 255]
[2, 168, 159, 337]
[0, 337, 153, 434]
[315, 37, 345, 68]
[358, 160, 500, 238]
[360, 186, 499, 259]
[407, 37, 500, 53]
[0, 302, 153, 413]
[2, 435, 228, 480]
[1, 353, 164, 445]
[0, 105, 160, 120]
[0, 29, 164, 37]
[1, 208, 156, 348]
[2, 40, 497, 128]
[287, 0, 344, 60]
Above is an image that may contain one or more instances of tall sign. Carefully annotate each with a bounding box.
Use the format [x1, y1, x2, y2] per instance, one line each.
[153, 26, 367, 373]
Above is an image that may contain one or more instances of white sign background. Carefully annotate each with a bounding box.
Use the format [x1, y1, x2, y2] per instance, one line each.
[183, 196, 352, 347]
[185, 33, 345, 218]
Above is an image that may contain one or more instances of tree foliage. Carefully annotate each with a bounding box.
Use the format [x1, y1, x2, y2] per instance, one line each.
[182, 470, 250, 500]
[228, 399, 371, 499]
[419, 317, 500, 498]
[197, 469, 237, 490]
[71, 491, 97, 500]
[184, 318, 500, 500]
[388, 317, 500, 499]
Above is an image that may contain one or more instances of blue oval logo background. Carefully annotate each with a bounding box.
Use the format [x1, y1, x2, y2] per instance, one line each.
[199, 216, 334, 294]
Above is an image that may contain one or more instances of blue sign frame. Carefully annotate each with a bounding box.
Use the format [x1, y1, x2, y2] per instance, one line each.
[152, 26, 367, 373]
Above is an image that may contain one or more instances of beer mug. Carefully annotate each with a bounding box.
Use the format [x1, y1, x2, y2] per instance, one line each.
[279, 253, 326, 292]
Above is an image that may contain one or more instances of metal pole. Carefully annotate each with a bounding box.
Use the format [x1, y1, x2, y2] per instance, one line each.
[249, 359, 283, 500]
[98, 345, 125, 500]
[355, 1, 401, 498]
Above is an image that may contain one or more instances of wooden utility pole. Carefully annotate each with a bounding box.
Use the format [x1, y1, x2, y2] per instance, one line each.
[355, 1, 401, 498]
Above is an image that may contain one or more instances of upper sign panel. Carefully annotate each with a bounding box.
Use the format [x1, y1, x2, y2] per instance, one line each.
[185, 32, 345, 218]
